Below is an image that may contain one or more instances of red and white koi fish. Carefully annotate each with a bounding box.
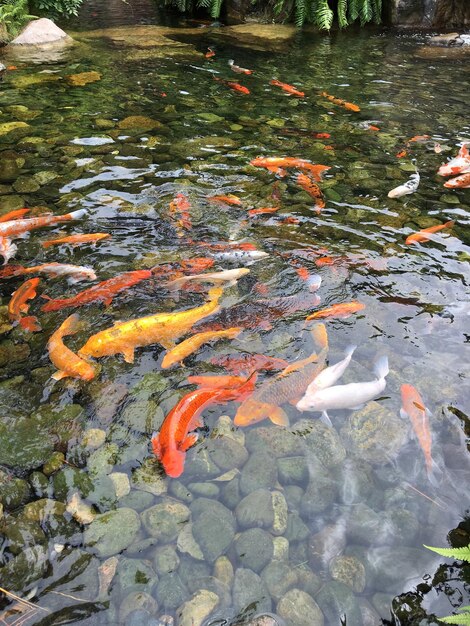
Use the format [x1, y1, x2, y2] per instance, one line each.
[228, 60, 253, 75]
[0, 209, 86, 239]
[443, 172, 470, 188]
[0, 237, 17, 264]
[437, 144, 470, 177]
[0, 262, 97, 283]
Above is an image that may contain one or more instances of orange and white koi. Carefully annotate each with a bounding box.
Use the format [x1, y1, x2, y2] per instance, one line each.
[228, 60, 253, 75]
[0, 262, 97, 283]
[8, 277, 41, 331]
[306, 301, 365, 320]
[405, 220, 454, 245]
[208, 194, 242, 206]
[400, 384, 440, 485]
[437, 144, 470, 177]
[167, 267, 249, 289]
[42, 233, 110, 248]
[79, 287, 222, 363]
[161, 327, 242, 369]
[443, 172, 470, 188]
[270, 79, 304, 97]
[0, 237, 17, 264]
[320, 91, 360, 112]
[250, 157, 330, 181]
[205, 47, 215, 59]
[0, 209, 86, 239]
[296, 173, 326, 210]
[48, 314, 97, 381]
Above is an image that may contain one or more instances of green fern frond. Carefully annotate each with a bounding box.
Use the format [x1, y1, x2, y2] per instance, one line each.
[359, 0, 373, 24]
[196, 0, 212, 8]
[424, 544, 470, 562]
[294, 0, 306, 27]
[314, 0, 333, 30]
[210, 0, 223, 17]
[348, 0, 359, 22]
[371, 0, 382, 23]
[438, 612, 470, 625]
[337, 0, 348, 28]
[273, 0, 285, 15]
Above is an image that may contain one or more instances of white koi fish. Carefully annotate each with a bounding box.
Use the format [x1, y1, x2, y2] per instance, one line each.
[296, 355, 389, 426]
[5, 262, 97, 283]
[388, 173, 420, 199]
[0, 237, 17, 265]
[212, 250, 269, 262]
[167, 267, 250, 289]
[301, 345, 356, 397]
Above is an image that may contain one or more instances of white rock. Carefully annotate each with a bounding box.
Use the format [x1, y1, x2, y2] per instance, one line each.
[108, 472, 131, 498]
[10, 18, 73, 46]
[66, 492, 96, 525]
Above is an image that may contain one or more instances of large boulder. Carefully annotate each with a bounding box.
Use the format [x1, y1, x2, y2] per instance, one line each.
[10, 18, 73, 47]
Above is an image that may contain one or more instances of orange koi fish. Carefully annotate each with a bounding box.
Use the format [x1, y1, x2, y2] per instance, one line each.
[438, 144, 470, 177]
[208, 353, 289, 376]
[0, 209, 30, 223]
[368, 125, 380, 131]
[400, 384, 440, 485]
[280, 217, 300, 225]
[320, 91, 360, 112]
[248, 207, 280, 216]
[306, 301, 365, 320]
[161, 327, 242, 369]
[0, 263, 96, 283]
[250, 157, 330, 181]
[205, 47, 216, 59]
[407, 134, 431, 144]
[213, 76, 250, 94]
[8, 277, 41, 331]
[396, 150, 408, 158]
[42, 233, 110, 248]
[48, 314, 97, 381]
[79, 287, 223, 363]
[405, 220, 454, 245]
[151, 375, 256, 477]
[228, 60, 253, 75]
[208, 194, 242, 206]
[169, 193, 192, 235]
[41, 269, 152, 312]
[296, 173, 326, 210]
[315, 256, 340, 267]
[234, 333, 328, 427]
[187, 374, 250, 389]
[0, 209, 86, 240]
[443, 172, 470, 188]
[270, 79, 304, 98]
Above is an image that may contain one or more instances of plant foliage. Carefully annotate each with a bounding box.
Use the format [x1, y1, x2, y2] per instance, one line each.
[424, 544, 470, 625]
[30, 0, 84, 19]
[0, 0, 36, 38]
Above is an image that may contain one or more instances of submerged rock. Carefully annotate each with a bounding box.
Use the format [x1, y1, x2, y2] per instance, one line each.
[277, 588, 324, 626]
[315, 581, 361, 626]
[177, 589, 220, 626]
[84, 507, 141, 556]
[235, 528, 274, 572]
[233, 567, 272, 615]
[209, 24, 296, 52]
[141, 499, 190, 542]
[191, 498, 235, 563]
[66, 71, 101, 87]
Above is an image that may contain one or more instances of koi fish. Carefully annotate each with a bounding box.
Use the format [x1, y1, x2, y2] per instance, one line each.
[167, 268, 250, 289]
[250, 157, 330, 181]
[0, 237, 17, 264]
[443, 172, 470, 188]
[280, 129, 331, 140]
[433, 142, 442, 154]
[0, 209, 86, 239]
[42, 233, 110, 248]
[208, 194, 242, 206]
[248, 207, 280, 216]
[151, 258, 216, 281]
[296, 173, 326, 210]
[151, 375, 256, 477]
[79, 286, 223, 363]
[405, 220, 454, 245]
[407, 134, 431, 144]
[368, 125, 380, 131]
[211, 249, 269, 262]
[41, 269, 153, 312]
[270, 79, 304, 97]
[213, 76, 250, 95]
[234, 341, 328, 427]
[437, 144, 470, 177]
[8, 277, 41, 331]
[320, 91, 360, 112]
[387, 172, 420, 198]
[187, 374, 250, 389]
[228, 60, 253, 75]
[296, 356, 389, 425]
[48, 314, 97, 381]
[396, 150, 408, 158]
[194, 292, 321, 333]
[0, 263, 97, 283]
[162, 327, 242, 369]
[208, 353, 289, 375]
[205, 47, 215, 58]
[306, 301, 365, 320]
[400, 384, 440, 485]
[0, 208, 30, 223]
[169, 193, 191, 235]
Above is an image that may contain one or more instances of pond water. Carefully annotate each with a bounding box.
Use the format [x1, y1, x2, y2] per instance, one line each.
[0, 25, 469, 626]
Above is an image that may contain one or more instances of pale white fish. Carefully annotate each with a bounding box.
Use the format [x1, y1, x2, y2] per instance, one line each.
[296, 355, 389, 426]
[305, 274, 322, 292]
[303, 345, 356, 395]
[0, 237, 17, 264]
[387, 172, 420, 199]
[167, 267, 250, 289]
[21, 263, 97, 283]
[212, 250, 269, 262]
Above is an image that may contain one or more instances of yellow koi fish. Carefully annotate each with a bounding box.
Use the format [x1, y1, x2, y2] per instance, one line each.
[161, 327, 242, 369]
[79, 287, 222, 364]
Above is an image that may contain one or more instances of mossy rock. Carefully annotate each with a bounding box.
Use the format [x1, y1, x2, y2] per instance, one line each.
[66, 71, 101, 87]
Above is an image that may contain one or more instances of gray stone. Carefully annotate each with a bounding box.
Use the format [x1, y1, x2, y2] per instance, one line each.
[191, 498, 235, 563]
[220, 476, 241, 509]
[233, 568, 272, 615]
[277, 457, 309, 485]
[316, 581, 361, 626]
[153, 544, 179, 576]
[2, 517, 46, 554]
[208, 435, 249, 471]
[300, 465, 337, 518]
[178, 557, 211, 590]
[309, 521, 347, 569]
[177, 589, 220, 626]
[84, 507, 141, 557]
[119, 591, 158, 623]
[188, 482, 220, 498]
[333, 458, 374, 505]
[277, 588, 324, 626]
[261, 561, 298, 601]
[117, 557, 158, 594]
[271, 491, 288, 536]
[0, 470, 31, 510]
[246, 426, 304, 458]
[240, 451, 278, 496]
[0, 545, 48, 592]
[154, 573, 188, 610]
[364, 546, 433, 592]
[141, 499, 190, 542]
[132, 459, 168, 496]
[284, 512, 309, 543]
[329, 556, 366, 593]
[235, 528, 274, 573]
[236, 489, 274, 529]
[295, 419, 346, 468]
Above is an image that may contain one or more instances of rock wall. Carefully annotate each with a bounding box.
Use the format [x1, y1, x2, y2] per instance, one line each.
[387, 0, 470, 27]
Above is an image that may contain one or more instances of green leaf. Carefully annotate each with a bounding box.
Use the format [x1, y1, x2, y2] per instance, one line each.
[371, 0, 382, 23]
[337, 0, 348, 27]
[438, 613, 470, 625]
[359, 0, 373, 25]
[314, 0, 333, 30]
[424, 544, 470, 562]
[294, 0, 306, 27]
[348, 0, 359, 21]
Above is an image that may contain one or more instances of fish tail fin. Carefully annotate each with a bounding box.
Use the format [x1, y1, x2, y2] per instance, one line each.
[67, 209, 87, 220]
[445, 220, 455, 229]
[311, 322, 328, 350]
[320, 411, 333, 427]
[427, 458, 443, 488]
[373, 355, 389, 380]
[228, 59, 234, 65]
[61, 313, 81, 336]
[19, 316, 41, 332]
[51, 370, 69, 381]
[42, 241, 53, 248]
[151, 432, 161, 457]
[345, 345, 357, 358]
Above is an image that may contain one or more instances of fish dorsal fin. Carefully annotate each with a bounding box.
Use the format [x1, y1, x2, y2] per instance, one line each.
[459, 143, 469, 159]
[179, 433, 198, 451]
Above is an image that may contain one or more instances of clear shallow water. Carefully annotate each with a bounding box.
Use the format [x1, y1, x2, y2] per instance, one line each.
[0, 26, 469, 626]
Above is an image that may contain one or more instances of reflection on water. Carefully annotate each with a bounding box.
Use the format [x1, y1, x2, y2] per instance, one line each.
[0, 26, 469, 626]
